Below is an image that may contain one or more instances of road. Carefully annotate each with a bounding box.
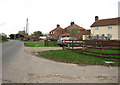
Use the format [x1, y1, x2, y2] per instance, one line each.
[2, 40, 118, 83]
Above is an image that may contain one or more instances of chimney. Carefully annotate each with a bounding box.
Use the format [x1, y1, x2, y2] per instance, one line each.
[95, 16, 99, 22]
[71, 22, 74, 25]
[57, 24, 60, 28]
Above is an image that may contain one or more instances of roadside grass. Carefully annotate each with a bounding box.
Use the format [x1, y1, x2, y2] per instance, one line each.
[0, 39, 8, 43]
[24, 41, 59, 47]
[39, 49, 119, 66]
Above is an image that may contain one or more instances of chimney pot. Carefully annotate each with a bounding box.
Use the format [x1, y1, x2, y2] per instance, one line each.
[95, 16, 99, 22]
[57, 24, 60, 28]
[71, 22, 74, 25]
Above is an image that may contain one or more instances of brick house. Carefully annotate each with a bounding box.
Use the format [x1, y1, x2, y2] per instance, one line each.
[49, 22, 90, 40]
[91, 16, 120, 40]
[49, 24, 63, 39]
[63, 22, 90, 40]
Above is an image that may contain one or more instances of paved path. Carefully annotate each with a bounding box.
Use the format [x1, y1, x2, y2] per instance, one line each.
[2, 40, 118, 83]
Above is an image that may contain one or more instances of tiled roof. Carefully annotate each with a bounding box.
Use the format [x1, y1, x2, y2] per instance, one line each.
[82, 30, 91, 34]
[64, 24, 85, 30]
[61, 33, 70, 36]
[24, 35, 37, 38]
[50, 27, 63, 32]
[91, 17, 120, 27]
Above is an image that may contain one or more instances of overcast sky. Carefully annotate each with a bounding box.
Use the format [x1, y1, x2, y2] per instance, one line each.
[0, 0, 119, 36]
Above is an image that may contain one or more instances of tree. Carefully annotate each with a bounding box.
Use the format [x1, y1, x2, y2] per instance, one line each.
[33, 31, 42, 36]
[0, 33, 8, 41]
[18, 30, 26, 35]
[67, 25, 80, 37]
[9, 34, 15, 39]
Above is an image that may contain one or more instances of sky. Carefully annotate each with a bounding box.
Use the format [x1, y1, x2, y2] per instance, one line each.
[0, 0, 119, 36]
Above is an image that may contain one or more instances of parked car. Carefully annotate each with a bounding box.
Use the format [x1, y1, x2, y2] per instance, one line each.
[57, 37, 83, 46]
[91, 36, 110, 40]
[57, 37, 69, 46]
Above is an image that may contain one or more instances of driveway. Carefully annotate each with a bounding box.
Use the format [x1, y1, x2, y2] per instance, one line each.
[2, 40, 118, 83]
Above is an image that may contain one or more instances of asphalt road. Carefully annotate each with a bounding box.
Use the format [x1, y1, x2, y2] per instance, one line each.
[2, 40, 118, 83]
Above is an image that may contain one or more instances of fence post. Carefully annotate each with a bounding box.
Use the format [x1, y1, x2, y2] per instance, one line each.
[102, 46, 104, 56]
[45, 40, 46, 46]
[83, 42, 85, 51]
[72, 40, 74, 50]
[54, 40, 55, 46]
[47, 39, 48, 46]
[62, 40, 64, 50]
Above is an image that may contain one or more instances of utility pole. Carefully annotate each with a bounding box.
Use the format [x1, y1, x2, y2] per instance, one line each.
[26, 18, 29, 35]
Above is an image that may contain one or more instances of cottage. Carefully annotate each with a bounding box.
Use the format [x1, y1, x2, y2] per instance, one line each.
[49, 22, 90, 40]
[49, 24, 63, 39]
[63, 22, 90, 40]
[91, 16, 120, 40]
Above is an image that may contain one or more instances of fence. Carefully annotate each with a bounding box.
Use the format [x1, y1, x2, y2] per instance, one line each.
[44, 39, 58, 46]
[62, 40, 120, 59]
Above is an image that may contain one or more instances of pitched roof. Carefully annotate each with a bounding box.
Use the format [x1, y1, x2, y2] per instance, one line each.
[60, 33, 70, 36]
[64, 24, 85, 30]
[24, 35, 37, 38]
[82, 30, 91, 35]
[50, 27, 63, 32]
[91, 17, 120, 27]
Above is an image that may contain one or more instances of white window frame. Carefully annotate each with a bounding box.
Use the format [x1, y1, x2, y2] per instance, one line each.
[95, 34, 99, 36]
[95, 26, 99, 30]
[108, 25, 112, 29]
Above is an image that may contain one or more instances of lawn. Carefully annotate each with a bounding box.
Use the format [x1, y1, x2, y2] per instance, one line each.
[84, 47, 119, 58]
[39, 49, 119, 66]
[24, 41, 59, 47]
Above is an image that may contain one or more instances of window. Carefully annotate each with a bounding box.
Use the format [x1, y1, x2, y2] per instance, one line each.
[95, 27, 99, 30]
[95, 34, 99, 36]
[102, 34, 105, 36]
[107, 34, 112, 39]
[77, 30, 80, 34]
[108, 25, 112, 29]
[61, 30, 64, 34]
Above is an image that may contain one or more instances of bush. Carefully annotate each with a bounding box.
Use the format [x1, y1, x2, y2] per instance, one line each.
[0, 33, 8, 42]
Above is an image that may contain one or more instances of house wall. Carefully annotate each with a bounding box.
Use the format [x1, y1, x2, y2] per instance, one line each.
[91, 25, 119, 40]
[50, 29, 63, 39]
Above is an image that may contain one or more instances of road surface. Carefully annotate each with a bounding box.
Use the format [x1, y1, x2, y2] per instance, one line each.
[2, 40, 118, 83]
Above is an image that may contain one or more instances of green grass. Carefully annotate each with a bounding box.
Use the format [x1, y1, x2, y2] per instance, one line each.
[39, 49, 119, 66]
[85, 48, 119, 58]
[24, 41, 59, 47]
[0, 39, 8, 43]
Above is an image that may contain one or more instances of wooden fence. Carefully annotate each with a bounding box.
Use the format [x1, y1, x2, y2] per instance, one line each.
[62, 40, 120, 59]
[44, 39, 58, 46]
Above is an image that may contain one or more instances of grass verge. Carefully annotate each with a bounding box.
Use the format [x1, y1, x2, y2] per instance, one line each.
[24, 41, 59, 47]
[38, 49, 119, 66]
[0, 39, 8, 43]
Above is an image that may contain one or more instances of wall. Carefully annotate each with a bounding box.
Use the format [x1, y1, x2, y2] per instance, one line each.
[91, 25, 119, 40]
